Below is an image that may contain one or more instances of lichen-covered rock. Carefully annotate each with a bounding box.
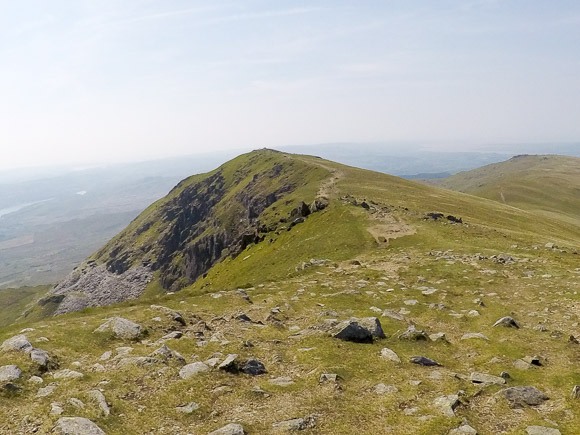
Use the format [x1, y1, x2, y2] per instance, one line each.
[52, 417, 105, 435]
[53, 369, 84, 380]
[94, 317, 143, 340]
[179, 362, 209, 379]
[87, 390, 110, 416]
[1, 335, 33, 353]
[208, 423, 246, 435]
[469, 372, 506, 385]
[503, 386, 549, 408]
[0, 365, 22, 382]
[380, 347, 401, 363]
[526, 426, 561, 435]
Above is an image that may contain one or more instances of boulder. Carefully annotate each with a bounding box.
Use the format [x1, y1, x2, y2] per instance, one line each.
[355, 317, 386, 339]
[493, 316, 520, 328]
[30, 348, 53, 369]
[151, 345, 186, 365]
[513, 359, 533, 370]
[87, 390, 110, 416]
[379, 348, 401, 363]
[410, 356, 442, 367]
[241, 358, 267, 376]
[52, 417, 105, 435]
[150, 304, 186, 325]
[449, 424, 477, 434]
[433, 394, 460, 417]
[469, 372, 506, 385]
[429, 332, 448, 342]
[208, 423, 246, 435]
[179, 362, 209, 379]
[1, 335, 33, 353]
[94, 317, 143, 340]
[331, 320, 373, 343]
[36, 383, 57, 398]
[526, 427, 561, 435]
[0, 365, 22, 382]
[53, 369, 84, 380]
[290, 202, 311, 219]
[95, 317, 142, 340]
[503, 386, 549, 408]
[176, 402, 200, 414]
[319, 373, 340, 384]
[399, 326, 429, 341]
[218, 354, 239, 373]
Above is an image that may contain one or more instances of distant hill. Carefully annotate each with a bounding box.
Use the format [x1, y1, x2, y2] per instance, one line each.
[423, 154, 580, 222]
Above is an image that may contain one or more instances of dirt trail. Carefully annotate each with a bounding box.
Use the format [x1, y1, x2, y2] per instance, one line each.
[367, 210, 416, 244]
[299, 156, 415, 244]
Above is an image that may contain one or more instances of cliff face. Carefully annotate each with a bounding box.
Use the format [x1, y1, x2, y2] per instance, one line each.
[46, 150, 329, 314]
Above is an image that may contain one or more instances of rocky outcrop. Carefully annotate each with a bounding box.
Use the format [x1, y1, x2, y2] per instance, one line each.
[47, 153, 329, 315]
[49, 265, 152, 315]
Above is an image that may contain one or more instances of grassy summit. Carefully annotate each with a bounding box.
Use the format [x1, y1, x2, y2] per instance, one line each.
[1, 150, 579, 434]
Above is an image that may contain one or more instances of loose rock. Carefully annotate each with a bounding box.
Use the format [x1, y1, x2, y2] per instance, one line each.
[380, 348, 401, 363]
[1, 335, 33, 353]
[525, 426, 561, 435]
[52, 417, 105, 435]
[493, 316, 520, 328]
[94, 317, 143, 340]
[410, 356, 442, 367]
[503, 386, 549, 408]
[179, 362, 209, 379]
[0, 365, 22, 382]
[208, 423, 246, 435]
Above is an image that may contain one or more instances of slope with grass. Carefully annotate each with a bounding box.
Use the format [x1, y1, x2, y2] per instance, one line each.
[1, 150, 580, 434]
[423, 155, 580, 223]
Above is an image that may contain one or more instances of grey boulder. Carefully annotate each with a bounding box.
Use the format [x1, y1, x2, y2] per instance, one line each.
[503, 386, 549, 408]
[52, 417, 105, 435]
[94, 317, 143, 340]
[1, 335, 33, 353]
[179, 362, 209, 379]
[493, 316, 520, 328]
[208, 423, 246, 435]
[0, 365, 22, 382]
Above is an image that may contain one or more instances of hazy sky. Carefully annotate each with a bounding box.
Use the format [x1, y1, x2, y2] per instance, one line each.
[1, 0, 579, 169]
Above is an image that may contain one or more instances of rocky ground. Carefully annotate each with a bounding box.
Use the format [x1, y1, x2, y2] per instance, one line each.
[1, 240, 579, 434]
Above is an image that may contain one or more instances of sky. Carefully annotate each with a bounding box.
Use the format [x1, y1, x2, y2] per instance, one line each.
[0, 0, 579, 169]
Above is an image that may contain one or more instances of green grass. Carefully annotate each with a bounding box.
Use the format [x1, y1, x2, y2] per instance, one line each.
[425, 154, 580, 222]
[1, 150, 580, 434]
[0, 285, 50, 327]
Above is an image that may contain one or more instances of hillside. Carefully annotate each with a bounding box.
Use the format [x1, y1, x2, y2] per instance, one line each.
[1, 150, 580, 434]
[423, 155, 580, 223]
